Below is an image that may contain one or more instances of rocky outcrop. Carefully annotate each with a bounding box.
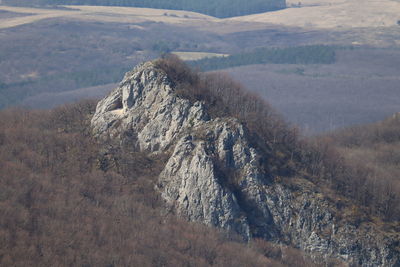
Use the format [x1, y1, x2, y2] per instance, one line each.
[92, 61, 400, 266]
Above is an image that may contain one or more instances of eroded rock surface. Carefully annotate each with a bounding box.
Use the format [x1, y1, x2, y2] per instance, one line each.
[92, 61, 400, 266]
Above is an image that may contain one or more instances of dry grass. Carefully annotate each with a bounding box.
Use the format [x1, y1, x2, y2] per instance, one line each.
[172, 51, 229, 61]
[1, 2, 400, 41]
[0, 6, 78, 29]
[68, 5, 214, 18]
[228, 0, 400, 29]
[0, 13, 59, 29]
[0, 5, 217, 29]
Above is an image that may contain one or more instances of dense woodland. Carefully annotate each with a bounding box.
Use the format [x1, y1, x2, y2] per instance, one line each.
[2, 0, 285, 18]
[327, 114, 400, 221]
[0, 101, 328, 266]
[188, 46, 337, 71]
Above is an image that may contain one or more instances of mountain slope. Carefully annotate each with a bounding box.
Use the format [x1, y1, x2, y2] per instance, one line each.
[91, 57, 400, 266]
[1, 101, 298, 266]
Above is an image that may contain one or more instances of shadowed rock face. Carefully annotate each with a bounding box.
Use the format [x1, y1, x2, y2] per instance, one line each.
[92, 61, 400, 266]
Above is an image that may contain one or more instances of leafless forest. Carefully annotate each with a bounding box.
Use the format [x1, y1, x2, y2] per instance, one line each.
[0, 100, 335, 267]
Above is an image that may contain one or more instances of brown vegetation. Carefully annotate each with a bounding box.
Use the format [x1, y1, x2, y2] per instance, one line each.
[0, 100, 316, 266]
[325, 114, 400, 221]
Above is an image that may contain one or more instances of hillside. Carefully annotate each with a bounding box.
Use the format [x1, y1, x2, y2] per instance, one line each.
[326, 113, 400, 220]
[1, 57, 399, 266]
[0, 101, 324, 267]
[0, 8, 221, 109]
[0, 0, 399, 263]
[91, 57, 399, 265]
[1, 0, 285, 18]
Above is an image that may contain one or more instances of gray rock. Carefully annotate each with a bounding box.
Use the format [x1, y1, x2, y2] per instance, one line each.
[92, 60, 400, 267]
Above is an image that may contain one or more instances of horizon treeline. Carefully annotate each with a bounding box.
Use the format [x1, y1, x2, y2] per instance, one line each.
[2, 0, 285, 18]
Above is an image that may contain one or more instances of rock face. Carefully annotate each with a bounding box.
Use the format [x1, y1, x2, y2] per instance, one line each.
[92, 61, 400, 266]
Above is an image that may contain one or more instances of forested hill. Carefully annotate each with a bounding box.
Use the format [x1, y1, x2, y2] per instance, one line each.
[2, 0, 286, 18]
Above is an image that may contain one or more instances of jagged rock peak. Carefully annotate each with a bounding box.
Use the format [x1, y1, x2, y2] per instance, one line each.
[92, 59, 400, 266]
[91, 59, 274, 240]
[91, 60, 209, 151]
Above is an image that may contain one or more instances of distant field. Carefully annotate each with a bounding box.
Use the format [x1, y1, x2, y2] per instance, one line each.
[1, 3, 399, 134]
[0, 5, 216, 29]
[17, 47, 400, 135]
[172, 51, 229, 61]
[2, 0, 400, 32]
[0, 16, 225, 109]
[1, 0, 285, 18]
[225, 48, 400, 134]
[229, 0, 400, 29]
[1, 4, 399, 47]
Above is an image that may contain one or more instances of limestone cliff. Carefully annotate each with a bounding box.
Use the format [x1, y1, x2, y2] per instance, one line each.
[91, 60, 400, 266]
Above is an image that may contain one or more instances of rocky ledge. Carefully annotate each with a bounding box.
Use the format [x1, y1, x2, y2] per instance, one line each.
[91, 60, 400, 266]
